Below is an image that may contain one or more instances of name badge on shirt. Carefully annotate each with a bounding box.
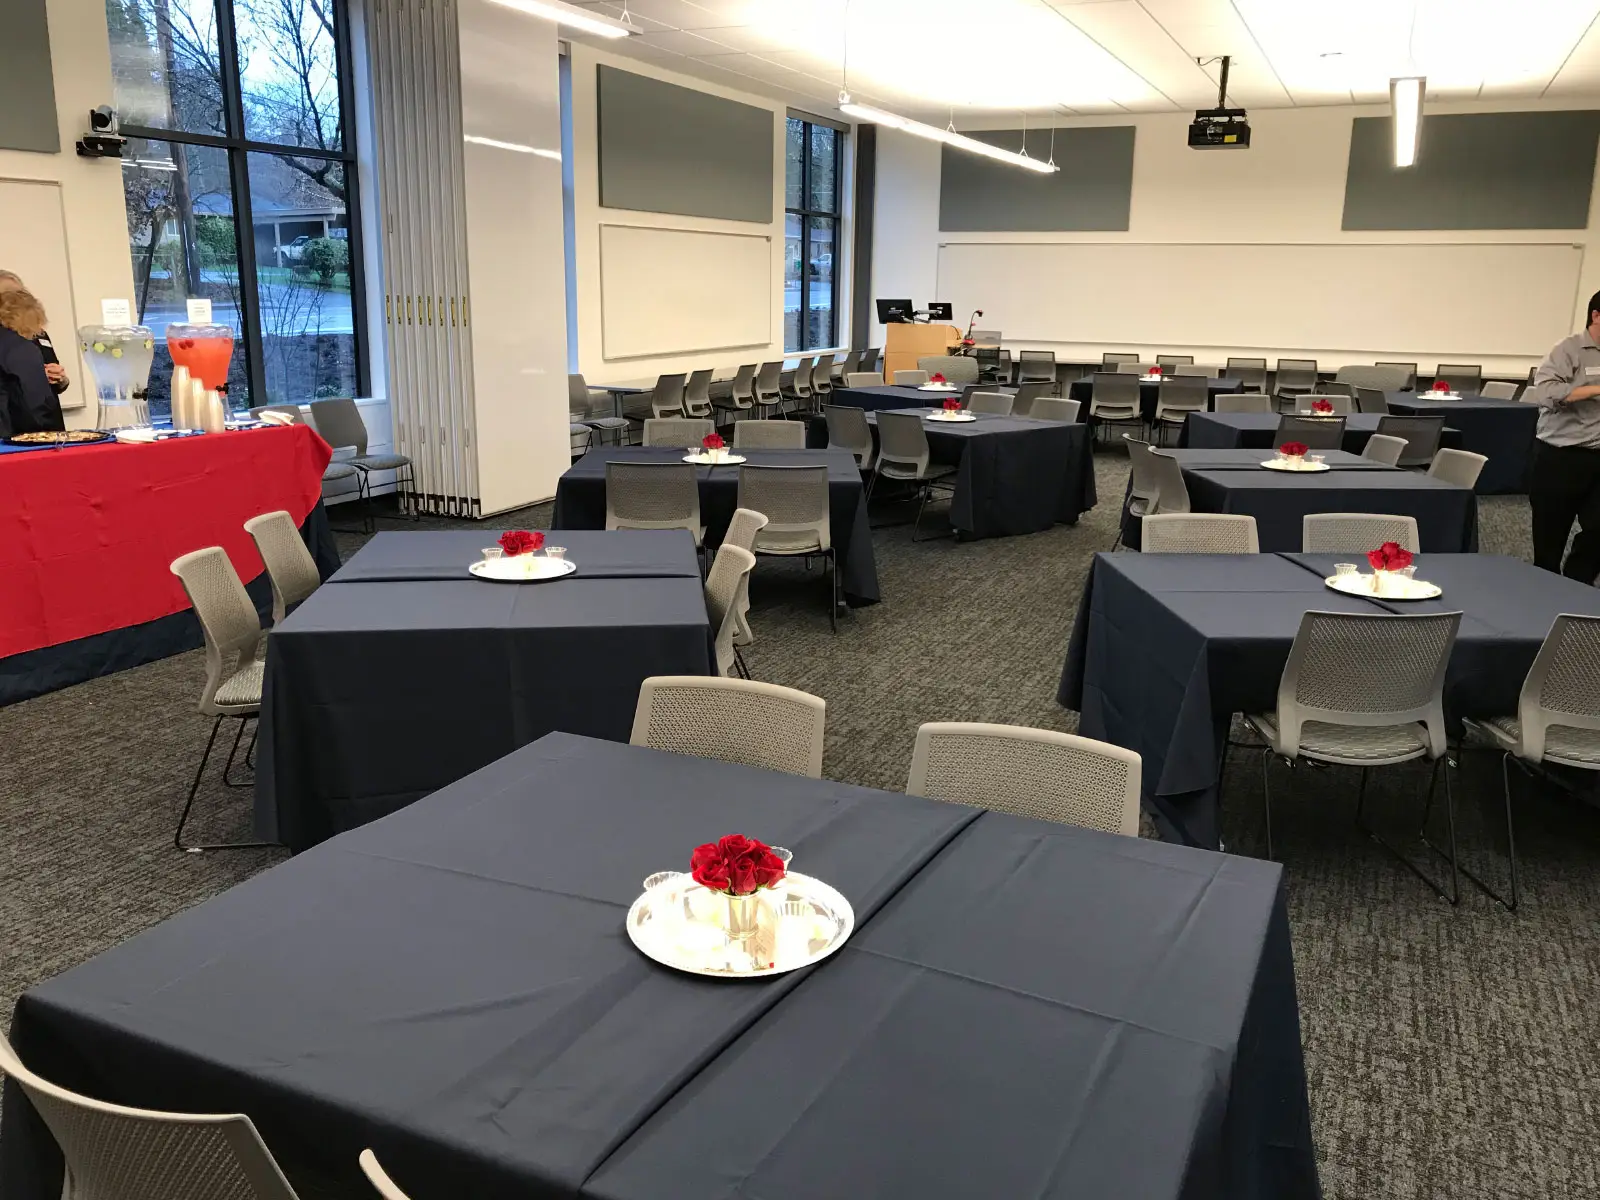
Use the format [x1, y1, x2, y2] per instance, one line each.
[1586, 366, 1600, 375]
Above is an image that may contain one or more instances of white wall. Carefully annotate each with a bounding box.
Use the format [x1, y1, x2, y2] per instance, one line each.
[873, 101, 1600, 374]
[567, 45, 848, 386]
[0, 0, 135, 428]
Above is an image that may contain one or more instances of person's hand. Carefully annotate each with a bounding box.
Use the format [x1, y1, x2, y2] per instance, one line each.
[1567, 383, 1600, 403]
[44, 363, 67, 386]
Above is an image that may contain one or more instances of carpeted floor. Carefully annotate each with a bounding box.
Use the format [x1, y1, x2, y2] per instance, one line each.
[3, 446, 1598, 1200]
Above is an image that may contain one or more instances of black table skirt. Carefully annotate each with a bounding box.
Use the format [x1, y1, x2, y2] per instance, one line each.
[829, 384, 995, 412]
[552, 447, 879, 606]
[3, 733, 1318, 1200]
[0, 502, 338, 707]
[1071, 376, 1243, 423]
[1181, 412, 1465, 457]
[1383, 395, 1536, 494]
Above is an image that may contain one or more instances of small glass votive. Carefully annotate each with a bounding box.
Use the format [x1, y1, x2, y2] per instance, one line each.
[545, 546, 567, 562]
[1333, 562, 1358, 577]
[1306, 454, 1325, 466]
[1399, 566, 1417, 580]
[642, 870, 684, 893]
[771, 846, 793, 871]
[482, 546, 503, 561]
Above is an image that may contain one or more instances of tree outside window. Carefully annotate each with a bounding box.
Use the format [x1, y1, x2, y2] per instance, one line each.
[784, 115, 843, 353]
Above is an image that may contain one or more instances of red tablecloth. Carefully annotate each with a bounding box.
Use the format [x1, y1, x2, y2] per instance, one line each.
[0, 425, 332, 658]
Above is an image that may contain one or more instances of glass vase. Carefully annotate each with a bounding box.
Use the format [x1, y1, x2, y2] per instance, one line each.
[724, 892, 763, 943]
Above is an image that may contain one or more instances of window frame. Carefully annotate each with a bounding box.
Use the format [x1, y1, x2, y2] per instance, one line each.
[785, 112, 844, 354]
[114, 0, 369, 406]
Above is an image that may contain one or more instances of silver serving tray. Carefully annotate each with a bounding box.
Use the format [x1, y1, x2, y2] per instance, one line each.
[469, 556, 576, 582]
[626, 871, 854, 978]
[1325, 572, 1442, 601]
[682, 452, 746, 465]
[1260, 458, 1330, 472]
[925, 411, 977, 422]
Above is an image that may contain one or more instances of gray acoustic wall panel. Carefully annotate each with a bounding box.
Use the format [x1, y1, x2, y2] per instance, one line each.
[1343, 110, 1600, 230]
[597, 65, 773, 224]
[939, 126, 1134, 232]
[0, 0, 60, 153]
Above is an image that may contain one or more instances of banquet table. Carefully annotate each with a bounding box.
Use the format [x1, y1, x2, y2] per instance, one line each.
[3, 732, 1319, 1200]
[1382, 393, 1537, 493]
[1181, 411, 1465, 457]
[254, 529, 712, 850]
[1070, 375, 1244, 423]
[1057, 551, 1600, 848]
[828, 383, 1011, 413]
[0, 423, 337, 706]
[811, 407, 1096, 538]
[552, 446, 879, 605]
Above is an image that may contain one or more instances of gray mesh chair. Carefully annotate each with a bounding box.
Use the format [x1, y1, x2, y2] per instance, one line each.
[1033, 397, 1080, 423]
[647, 373, 688, 419]
[824, 404, 875, 469]
[868, 410, 957, 540]
[861, 347, 881, 373]
[1174, 364, 1218, 378]
[1362, 433, 1407, 467]
[1480, 380, 1518, 400]
[1318, 381, 1356, 399]
[754, 361, 784, 417]
[1120, 436, 1162, 549]
[570, 423, 593, 459]
[1152, 375, 1207, 444]
[781, 356, 814, 417]
[1374, 414, 1446, 467]
[1244, 609, 1462, 899]
[1302, 513, 1420, 553]
[739, 463, 839, 630]
[1274, 359, 1319, 404]
[844, 372, 884, 388]
[169, 548, 275, 853]
[1354, 386, 1389, 415]
[1214, 392, 1273, 414]
[1274, 414, 1346, 451]
[1376, 361, 1419, 390]
[1462, 614, 1600, 910]
[1434, 364, 1482, 393]
[1296, 393, 1352, 415]
[1428, 447, 1488, 489]
[974, 345, 1004, 382]
[683, 368, 715, 419]
[309, 398, 416, 519]
[1157, 354, 1194, 367]
[699, 544, 757, 677]
[1089, 372, 1142, 443]
[967, 391, 1013, 416]
[632, 675, 825, 777]
[1141, 513, 1259, 554]
[1336, 364, 1410, 392]
[360, 1150, 411, 1200]
[906, 723, 1141, 837]
[1226, 357, 1268, 390]
[1015, 350, 1057, 388]
[642, 417, 714, 447]
[1115, 360, 1149, 374]
[244, 510, 320, 625]
[1103, 351, 1140, 365]
[918, 355, 979, 385]
[569, 376, 631, 447]
[716, 364, 758, 423]
[836, 351, 861, 381]
[1009, 381, 1052, 418]
[722, 507, 770, 654]
[809, 358, 834, 410]
[604, 462, 704, 547]
[1148, 450, 1191, 514]
[0, 1030, 302, 1200]
[733, 419, 805, 450]
[894, 370, 929, 386]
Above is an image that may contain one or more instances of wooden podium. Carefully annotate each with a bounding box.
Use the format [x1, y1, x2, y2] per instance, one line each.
[883, 323, 960, 382]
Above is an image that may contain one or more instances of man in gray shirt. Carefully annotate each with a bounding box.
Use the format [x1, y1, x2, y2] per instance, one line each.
[1526, 288, 1600, 582]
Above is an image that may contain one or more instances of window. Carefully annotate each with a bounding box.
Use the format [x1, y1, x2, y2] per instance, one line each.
[784, 115, 842, 353]
[107, 0, 366, 416]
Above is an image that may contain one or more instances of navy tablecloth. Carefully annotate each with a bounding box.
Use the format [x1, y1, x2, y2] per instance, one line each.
[1070, 375, 1244, 423]
[331, 529, 704, 582]
[829, 384, 1005, 413]
[254, 533, 713, 850]
[1182, 411, 1465, 456]
[3, 733, 1318, 1200]
[1058, 552, 1600, 847]
[1382, 394, 1536, 494]
[551, 446, 879, 606]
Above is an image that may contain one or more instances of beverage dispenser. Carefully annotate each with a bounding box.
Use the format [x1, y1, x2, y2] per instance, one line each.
[78, 324, 155, 429]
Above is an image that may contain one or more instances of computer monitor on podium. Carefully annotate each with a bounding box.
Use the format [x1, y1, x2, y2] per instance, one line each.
[876, 298, 914, 324]
[926, 301, 953, 321]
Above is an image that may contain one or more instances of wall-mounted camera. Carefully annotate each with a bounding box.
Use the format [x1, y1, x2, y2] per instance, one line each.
[76, 106, 126, 159]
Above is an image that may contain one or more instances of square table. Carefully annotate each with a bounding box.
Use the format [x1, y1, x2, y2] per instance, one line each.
[1181, 411, 1464, 457]
[1058, 552, 1600, 848]
[1070, 375, 1244, 423]
[552, 446, 879, 605]
[1382, 393, 1537, 493]
[2, 733, 1318, 1200]
[812, 407, 1096, 538]
[254, 529, 713, 851]
[828, 383, 1007, 413]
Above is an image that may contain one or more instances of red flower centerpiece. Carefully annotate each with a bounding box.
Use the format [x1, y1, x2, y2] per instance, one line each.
[1430, 380, 1450, 394]
[942, 398, 961, 412]
[701, 432, 725, 458]
[1366, 541, 1414, 572]
[1278, 441, 1309, 459]
[1311, 398, 1334, 415]
[929, 372, 947, 385]
[498, 529, 544, 556]
[1149, 365, 1162, 377]
[691, 834, 788, 943]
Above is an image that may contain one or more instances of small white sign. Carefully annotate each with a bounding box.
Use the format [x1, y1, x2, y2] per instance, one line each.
[186, 298, 213, 323]
[100, 298, 132, 325]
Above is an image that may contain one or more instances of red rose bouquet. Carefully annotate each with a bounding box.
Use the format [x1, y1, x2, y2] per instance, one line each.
[929, 372, 947, 384]
[942, 398, 961, 411]
[1278, 441, 1309, 457]
[702, 432, 725, 450]
[1149, 365, 1162, 377]
[1311, 398, 1334, 414]
[498, 529, 544, 556]
[690, 834, 787, 896]
[1430, 380, 1450, 394]
[1367, 541, 1414, 572]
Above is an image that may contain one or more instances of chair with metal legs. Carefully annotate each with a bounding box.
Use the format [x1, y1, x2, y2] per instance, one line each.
[308, 398, 416, 523]
[169, 547, 277, 853]
[360, 1150, 413, 1200]
[244, 510, 322, 625]
[721, 507, 770, 666]
[738, 464, 840, 631]
[868, 411, 957, 540]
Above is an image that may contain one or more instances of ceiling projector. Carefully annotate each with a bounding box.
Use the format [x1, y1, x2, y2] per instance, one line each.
[1188, 55, 1250, 150]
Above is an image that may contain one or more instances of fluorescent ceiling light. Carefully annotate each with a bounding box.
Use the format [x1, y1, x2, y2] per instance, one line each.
[464, 134, 561, 160]
[838, 97, 1056, 174]
[1391, 76, 1423, 168]
[485, 0, 635, 39]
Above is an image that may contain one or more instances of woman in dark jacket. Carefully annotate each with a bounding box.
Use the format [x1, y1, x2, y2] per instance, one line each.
[0, 288, 65, 437]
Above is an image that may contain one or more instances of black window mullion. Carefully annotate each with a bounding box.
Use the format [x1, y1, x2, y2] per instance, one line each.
[331, 0, 369, 395]
[212, 0, 267, 409]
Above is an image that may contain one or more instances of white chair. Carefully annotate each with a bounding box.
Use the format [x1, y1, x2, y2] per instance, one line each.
[894, 370, 929, 386]
[868, 411, 957, 540]
[1032, 397, 1080, 423]
[1462, 614, 1600, 911]
[1274, 358, 1319, 405]
[1119, 435, 1161, 549]
[1302, 513, 1420, 554]
[844, 372, 884, 388]
[1152, 375, 1208, 444]
[0, 1028, 301, 1199]
[1295, 394, 1352, 416]
[1214, 393, 1273, 414]
[1434, 363, 1482, 393]
[722, 507, 770, 651]
[169, 547, 275, 853]
[738, 464, 839, 631]
[1015, 350, 1057, 388]
[308, 398, 416, 520]
[1245, 609, 1462, 898]
[1009, 381, 1053, 418]
[1480, 380, 1518, 400]
[1156, 354, 1194, 368]
[809, 359, 834, 410]
[1089, 372, 1142, 443]
[782, 356, 815, 417]
[967, 391, 1013, 416]
[754, 361, 784, 418]
[1354, 386, 1389, 415]
[1103, 351, 1140, 366]
[604, 462, 705, 548]
[917, 355, 979, 385]
[244, 510, 321, 625]
[631, 675, 825, 777]
[1226, 356, 1268, 390]
[568, 374, 631, 445]
[1141, 513, 1259, 554]
[824, 404, 874, 469]
[683, 368, 715, 419]
[1374, 414, 1447, 467]
[360, 1150, 412, 1200]
[716, 364, 758, 424]
[647, 372, 688, 419]
[906, 723, 1141, 837]
[733, 420, 806, 450]
[1148, 449, 1191, 513]
[1362, 433, 1407, 467]
[1428, 448, 1488, 489]
[701, 543, 757, 677]
[642, 417, 714, 447]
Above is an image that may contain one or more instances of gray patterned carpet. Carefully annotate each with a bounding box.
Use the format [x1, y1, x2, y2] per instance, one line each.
[3, 447, 1597, 1200]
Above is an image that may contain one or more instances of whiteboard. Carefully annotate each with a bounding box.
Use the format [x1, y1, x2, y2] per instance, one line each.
[600, 224, 770, 359]
[936, 241, 1585, 359]
[0, 178, 84, 409]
